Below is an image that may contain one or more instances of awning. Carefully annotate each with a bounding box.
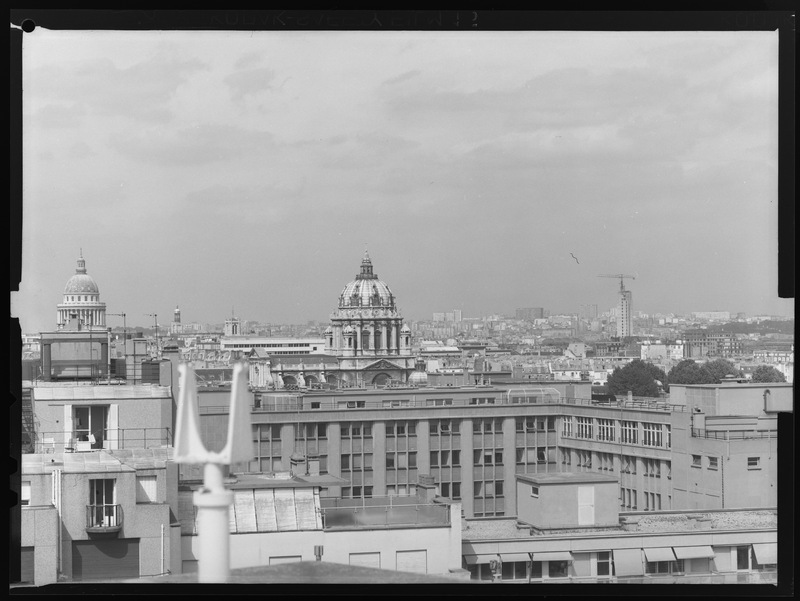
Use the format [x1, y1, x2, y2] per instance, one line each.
[464, 555, 497, 565]
[752, 543, 778, 565]
[644, 547, 677, 563]
[530, 551, 573, 562]
[500, 553, 532, 563]
[613, 549, 644, 576]
[673, 546, 715, 560]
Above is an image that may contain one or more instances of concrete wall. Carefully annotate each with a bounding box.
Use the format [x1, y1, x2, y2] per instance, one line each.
[184, 520, 461, 575]
[21, 506, 59, 586]
[517, 480, 619, 529]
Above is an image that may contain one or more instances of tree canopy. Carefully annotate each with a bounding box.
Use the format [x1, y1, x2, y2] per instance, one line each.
[667, 359, 717, 386]
[704, 358, 742, 383]
[607, 359, 664, 398]
[750, 365, 787, 383]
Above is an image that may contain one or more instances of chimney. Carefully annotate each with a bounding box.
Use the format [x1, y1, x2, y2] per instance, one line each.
[289, 451, 306, 477]
[307, 453, 320, 476]
[416, 474, 437, 504]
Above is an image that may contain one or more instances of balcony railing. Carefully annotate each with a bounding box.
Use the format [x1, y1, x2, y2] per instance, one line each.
[85, 503, 123, 533]
[691, 428, 776, 440]
[321, 503, 450, 530]
[32, 428, 172, 454]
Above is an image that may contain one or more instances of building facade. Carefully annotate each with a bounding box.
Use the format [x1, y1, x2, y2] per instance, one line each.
[191, 380, 784, 519]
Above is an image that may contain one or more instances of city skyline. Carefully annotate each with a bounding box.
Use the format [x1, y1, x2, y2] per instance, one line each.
[13, 28, 793, 335]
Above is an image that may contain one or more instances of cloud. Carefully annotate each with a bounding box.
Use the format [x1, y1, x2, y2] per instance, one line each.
[224, 67, 278, 102]
[107, 123, 276, 166]
[29, 55, 208, 124]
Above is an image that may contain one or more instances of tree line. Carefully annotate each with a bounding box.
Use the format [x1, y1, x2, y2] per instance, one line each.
[605, 358, 786, 398]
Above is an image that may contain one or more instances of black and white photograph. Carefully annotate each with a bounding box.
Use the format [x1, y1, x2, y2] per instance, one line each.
[10, 10, 794, 593]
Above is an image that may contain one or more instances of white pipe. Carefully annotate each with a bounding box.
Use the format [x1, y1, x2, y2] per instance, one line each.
[194, 463, 233, 583]
[161, 523, 165, 575]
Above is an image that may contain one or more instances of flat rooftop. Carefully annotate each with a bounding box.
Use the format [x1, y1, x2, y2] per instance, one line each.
[462, 509, 778, 541]
[516, 472, 618, 485]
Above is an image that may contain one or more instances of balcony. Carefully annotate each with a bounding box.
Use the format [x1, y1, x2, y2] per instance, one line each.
[85, 503, 123, 535]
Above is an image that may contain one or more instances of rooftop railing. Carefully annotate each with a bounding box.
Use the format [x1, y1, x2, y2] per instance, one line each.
[244, 395, 688, 414]
[32, 428, 172, 454]
[691, 428, 776, 440]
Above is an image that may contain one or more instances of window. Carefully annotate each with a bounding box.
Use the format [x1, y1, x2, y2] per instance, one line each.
[620, 421, 637, 444]
[708, 456, 719, 470]
[576, 417, 593, 439]
[89, 478, 118, 528]
[560, 448, 571, 466]
[501, 561, 529, 581]
[548, 561, 569, 578]
[621, 455, 636, 474]
[386, 421, 415, 437]
[597, 419, 615, 441]
[341, 422, 371, 439]
[692, 454, 702, 468]
[530, 485, 539, 498]
[646, 560, 684, 575]
[72, 405, 108, 449]
[430, 419, 452, 434]
[642, 423, 663, 447]
[21, 481, 31, 506]
[596, 551, 614, 577]
[643, 458, 661, 478]
[562, 418, 573, 438]
[747, 457, 761, 469]
[427, 398, 453, 407]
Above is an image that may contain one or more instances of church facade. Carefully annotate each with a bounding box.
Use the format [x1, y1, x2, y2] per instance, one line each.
[248, 252, 416, 389]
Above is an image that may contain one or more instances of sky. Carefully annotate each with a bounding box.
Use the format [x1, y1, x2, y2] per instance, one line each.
[12, 27, 793, 333]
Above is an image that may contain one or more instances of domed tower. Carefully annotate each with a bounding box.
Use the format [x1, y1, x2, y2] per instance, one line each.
[56, 252, 106, 330]
[328, 250, 414, 385]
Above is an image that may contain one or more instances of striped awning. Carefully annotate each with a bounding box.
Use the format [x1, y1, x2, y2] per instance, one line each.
[464, 554, 497, 565]
[530, 551, 573, 562]
[613, 549, 644, 576]
[752, 543, 777, 565]
[673, 546, 715, 560]
[500, 553, 532, 563]
[644, 547, 677, 562]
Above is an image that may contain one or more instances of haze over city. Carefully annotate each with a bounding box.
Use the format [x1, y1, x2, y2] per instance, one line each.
[13, 28, 792, 333]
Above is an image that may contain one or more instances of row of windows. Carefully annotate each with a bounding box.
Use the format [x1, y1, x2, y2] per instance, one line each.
[430, 449, 461, 467]
[385, 452, 417, 469]
[692, 454, 755, 470]
[515, 417, 556, 433]
[386, 421, 416, 437]
[473, 419, 504, 434]
[474, 480, 504, 498]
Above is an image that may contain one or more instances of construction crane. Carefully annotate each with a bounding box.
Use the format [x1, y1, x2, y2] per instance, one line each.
[598, 273, 636, 292]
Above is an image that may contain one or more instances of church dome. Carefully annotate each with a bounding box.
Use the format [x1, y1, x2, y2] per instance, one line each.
[64, 254, 99, 294]
[338, 251, 396, 310]
[409, 370, 428, 386]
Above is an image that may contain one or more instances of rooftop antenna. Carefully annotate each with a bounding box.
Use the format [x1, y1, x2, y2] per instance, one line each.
[174, 362, 253, 582]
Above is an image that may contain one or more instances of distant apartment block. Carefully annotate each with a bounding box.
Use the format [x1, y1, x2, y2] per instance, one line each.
[682, 330, 744, 358]
[516, 308, 545, 321]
